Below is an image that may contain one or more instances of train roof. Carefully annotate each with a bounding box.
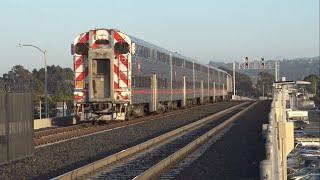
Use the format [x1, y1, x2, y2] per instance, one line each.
[129, 35, 229, 75]
[80, 28, 230, 76]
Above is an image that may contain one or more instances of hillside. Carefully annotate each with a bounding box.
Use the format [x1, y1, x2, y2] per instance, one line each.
[210, 56, 319, 82]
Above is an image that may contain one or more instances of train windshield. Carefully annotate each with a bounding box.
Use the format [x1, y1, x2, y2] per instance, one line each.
[95, 39, 109, 45]
[74, 43, 89, 55]
[114, 42, 129, 54]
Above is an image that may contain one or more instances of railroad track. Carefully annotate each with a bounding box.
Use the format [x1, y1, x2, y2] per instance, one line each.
[53, 101, 257, 180]
[35, 122, 96, 139]
[35, 102, 243, 147]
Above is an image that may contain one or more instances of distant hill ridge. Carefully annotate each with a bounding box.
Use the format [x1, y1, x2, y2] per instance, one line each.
[210, 56, 319, 81]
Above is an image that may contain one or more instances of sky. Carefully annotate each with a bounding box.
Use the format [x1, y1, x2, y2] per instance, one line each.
[0, 0, 319, 74]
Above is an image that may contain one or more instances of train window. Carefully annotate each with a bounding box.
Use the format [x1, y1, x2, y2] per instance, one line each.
[195, 82, 201, 88]
[209, 69, 214, 76]
[172, 80, 182, 89]
[194, 63, 200, 71]
[186, 81, 193, 88]
[135, 44, 141, 56]
[132, 78, 135, 87]
[133, 76, 151, 88]
[144, 47, 150, 58]
[215, 71, 219, 81]
[151, 49, 155, 60]
[172, 57, 183, 67]
[96, 60, 109, 75]
[95, 39, 109, 45]
[157, 78, 168, 88]
[135, 44, 150, 59]
[201, 66, 207, 73]
[185, 61, 193, 70]
[157, 52, 169, 64]
[114, 42, 129, 54]
[75, 43, 89, 56]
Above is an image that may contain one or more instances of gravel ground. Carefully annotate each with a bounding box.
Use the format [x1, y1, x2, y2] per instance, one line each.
[0, 101, 241, 180]
[173, 101, 271, 180]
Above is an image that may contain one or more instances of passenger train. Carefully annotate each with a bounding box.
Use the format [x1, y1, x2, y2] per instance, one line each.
[71, 28, 233, 121]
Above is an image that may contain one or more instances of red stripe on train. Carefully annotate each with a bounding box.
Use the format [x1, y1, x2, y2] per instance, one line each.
[119, 55, 128, 68]
[114, 81, 119, 89]
[76, 72, 84, 81]
[132, 89, 202, 95]
[79, 33, 89, 43]
[74, 57, 83, 70]
[113, 31, 125, 42]
[114, 64, 128, 86]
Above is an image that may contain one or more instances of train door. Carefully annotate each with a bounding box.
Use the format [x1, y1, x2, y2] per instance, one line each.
[150, 73, 158, 112]
[92, 59, 111, 99]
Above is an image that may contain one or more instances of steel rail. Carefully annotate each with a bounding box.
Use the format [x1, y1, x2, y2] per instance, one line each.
[133, 101, 258, 179]
[35, 102, 242, 147]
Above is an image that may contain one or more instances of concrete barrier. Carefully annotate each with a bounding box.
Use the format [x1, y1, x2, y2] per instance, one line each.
[231, 95, 254, 101]
[34, 118, 52, 130]
[260, 82, 296, 180]
[52, 116, 75, 126]
[34, 116, 76, 130]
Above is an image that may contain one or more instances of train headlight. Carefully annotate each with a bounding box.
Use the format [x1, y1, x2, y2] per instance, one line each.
[124, 103, 128, 107]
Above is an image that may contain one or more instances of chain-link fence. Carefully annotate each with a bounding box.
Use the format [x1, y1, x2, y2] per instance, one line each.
[0, 79, 32, 93]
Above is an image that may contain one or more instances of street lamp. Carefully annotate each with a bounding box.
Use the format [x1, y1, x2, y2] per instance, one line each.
[17, 44, 48, 118]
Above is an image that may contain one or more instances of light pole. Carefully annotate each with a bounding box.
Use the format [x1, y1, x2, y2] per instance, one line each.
[17, 44, 48, 118]
[233, 62, 236, 96]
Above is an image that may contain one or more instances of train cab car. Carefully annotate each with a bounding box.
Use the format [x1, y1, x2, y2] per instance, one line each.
[71, 28, 232, 121]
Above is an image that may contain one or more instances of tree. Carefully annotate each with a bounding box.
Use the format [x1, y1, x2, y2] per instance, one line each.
[2, 65, 32, 83]
[2, 65, 74, 116]
[303, 74, 320, 105]
[303, 74, 319, 95]
[219, 66, 255, 97]
[256, 72, 275, 97]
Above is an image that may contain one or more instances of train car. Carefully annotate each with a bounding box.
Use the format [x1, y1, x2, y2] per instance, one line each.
[71, 28, 232, 121]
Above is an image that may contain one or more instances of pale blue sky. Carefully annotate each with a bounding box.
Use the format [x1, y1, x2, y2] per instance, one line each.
[0, 0, 319, 74]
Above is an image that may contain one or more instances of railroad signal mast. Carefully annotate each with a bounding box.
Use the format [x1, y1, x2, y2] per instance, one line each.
[261, 57, 265, 69]
[244, 57, 249, 69]
[237, 57, 279, 81]
[232, 57, 280, 97]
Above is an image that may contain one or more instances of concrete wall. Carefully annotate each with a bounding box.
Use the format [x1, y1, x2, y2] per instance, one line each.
[34, 116, 76, 130]
[34, 118, 52, 130]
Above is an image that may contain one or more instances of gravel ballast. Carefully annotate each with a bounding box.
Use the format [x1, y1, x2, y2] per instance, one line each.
[0, 101, 241, 180]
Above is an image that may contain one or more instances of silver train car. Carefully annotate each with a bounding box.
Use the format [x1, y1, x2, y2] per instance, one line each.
[71, 28, 232, 120]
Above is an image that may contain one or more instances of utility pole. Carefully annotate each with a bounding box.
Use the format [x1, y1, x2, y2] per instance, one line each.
[275, 61, 277, 82]
[233, 62, 236, 96]
[39, 99, 42, 119]
[274, 61, 279, 82]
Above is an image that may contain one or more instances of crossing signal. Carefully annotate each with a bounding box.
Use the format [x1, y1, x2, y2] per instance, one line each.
[261, 57, 265, 69]
[244, 57, 249, 69]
